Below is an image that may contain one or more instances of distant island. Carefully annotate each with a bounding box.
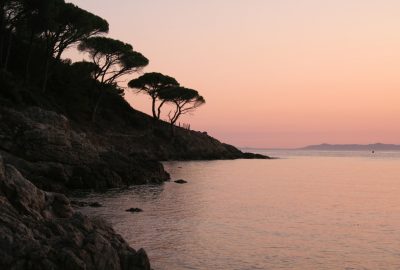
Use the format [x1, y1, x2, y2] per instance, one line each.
[299, 143, 400, 151]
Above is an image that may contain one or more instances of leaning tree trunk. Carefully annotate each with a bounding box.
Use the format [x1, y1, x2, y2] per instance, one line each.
[169, 109, 180, 137]
[157, 100, 166, 119]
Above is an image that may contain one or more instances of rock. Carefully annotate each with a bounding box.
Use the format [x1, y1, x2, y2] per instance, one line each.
[89, 202, 103, 208]
[174, 179, 188, 184]
[0, 155, 151, 270]
[71, 201, 103, 208]
[242, 152, 270, 159]
[71, 200, 88, 207]
[126, 208, 143, 213]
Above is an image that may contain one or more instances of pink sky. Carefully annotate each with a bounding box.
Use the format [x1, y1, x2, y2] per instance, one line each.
[68, 0, 400, 148]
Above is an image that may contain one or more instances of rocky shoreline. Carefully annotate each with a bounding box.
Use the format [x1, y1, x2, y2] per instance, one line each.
[0, 105, 268, 269]
[0, 155, 151, 270]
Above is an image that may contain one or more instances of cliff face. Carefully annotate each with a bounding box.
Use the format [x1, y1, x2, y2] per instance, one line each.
[0, 155, 151, 270]
[0, 105, 267, 192]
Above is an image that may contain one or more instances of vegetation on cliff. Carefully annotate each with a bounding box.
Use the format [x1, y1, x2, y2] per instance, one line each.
[0, 0, 204, 127]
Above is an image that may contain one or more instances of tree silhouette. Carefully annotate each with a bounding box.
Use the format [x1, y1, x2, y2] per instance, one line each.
[0, 0, 24, 70]
[79, 37, 148, 84]
[128, 72, 179, 119]
[78, 36, 149, 121]
[158, 86, 205, 128]
[38, 0, 109, 92]
[50, 3, 109, 60]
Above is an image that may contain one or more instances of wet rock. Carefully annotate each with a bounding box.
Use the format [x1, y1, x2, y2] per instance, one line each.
[174, 179, 188, 184]
[89, 202, 103, 208]
[126, 208, 143, 213]
[0, 155, 151, 270]
[242, 152, 270, 159]
[71, 201, 103, 208]
[71, 200, 88, 207]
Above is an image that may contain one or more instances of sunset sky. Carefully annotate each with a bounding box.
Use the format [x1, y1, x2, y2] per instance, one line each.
[68, 0, 400, 148]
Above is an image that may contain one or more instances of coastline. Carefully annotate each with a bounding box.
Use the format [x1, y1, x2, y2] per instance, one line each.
[0, 104, 268, 269]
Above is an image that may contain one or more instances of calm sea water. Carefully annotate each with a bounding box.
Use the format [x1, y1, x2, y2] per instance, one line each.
[76, 150, 400, 269]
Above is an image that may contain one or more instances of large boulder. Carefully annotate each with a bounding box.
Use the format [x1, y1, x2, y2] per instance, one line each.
[0, 155, 151, 270]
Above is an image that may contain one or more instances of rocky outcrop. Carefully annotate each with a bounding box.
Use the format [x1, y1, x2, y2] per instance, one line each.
[0, 105, 267, 191]
[101, 125, 269, 161]
[89, 113, 270, 161]
[0, 107, 170, 192]
[0, 155, 151, 270]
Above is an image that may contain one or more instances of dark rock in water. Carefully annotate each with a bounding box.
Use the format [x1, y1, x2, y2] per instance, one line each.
[71, 200, 89, 207]
[174, 179, 188, 184]
[242, 152, 270, 159]
[0, 155, 151, 270]
[89, 202, 103, 207]
[126, 208, 143, 213]
[71, 201, 103, 208]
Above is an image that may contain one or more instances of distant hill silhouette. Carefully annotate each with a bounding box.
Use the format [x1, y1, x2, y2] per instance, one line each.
[299, 143, 400, 151]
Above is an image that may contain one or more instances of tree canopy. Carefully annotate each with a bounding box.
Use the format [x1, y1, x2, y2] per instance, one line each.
[78, 37, 149, 85]
[158, 86, 205, 126]
[128, 72, 179, 119]
[49, 2, 109, 59]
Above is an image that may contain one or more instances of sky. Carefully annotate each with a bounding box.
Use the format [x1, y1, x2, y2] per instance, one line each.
[67, 0, 400, 148]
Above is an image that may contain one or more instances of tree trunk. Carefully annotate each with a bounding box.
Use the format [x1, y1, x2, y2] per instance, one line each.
[157, 100, 166, 119]
[151, 97, 157, 118]
[169, 111, 180, 137]
[55, 47, 64, 61]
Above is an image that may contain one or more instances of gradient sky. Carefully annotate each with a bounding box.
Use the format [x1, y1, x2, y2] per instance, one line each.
[67, 0, 400, 148]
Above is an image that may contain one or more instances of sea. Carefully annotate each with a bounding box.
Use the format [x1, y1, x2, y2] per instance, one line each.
[76, 149, 400, 269]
